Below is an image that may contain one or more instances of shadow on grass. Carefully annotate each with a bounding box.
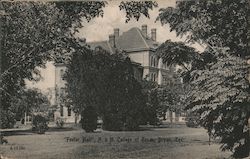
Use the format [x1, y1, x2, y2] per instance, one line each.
[47, 127, 75, 132]
[2, 127, 77, 136]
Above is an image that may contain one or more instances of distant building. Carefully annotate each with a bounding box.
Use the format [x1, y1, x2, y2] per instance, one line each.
[53, 25, 179, 123]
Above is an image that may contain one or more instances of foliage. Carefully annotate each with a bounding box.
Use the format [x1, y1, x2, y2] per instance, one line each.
[32, 114, 49, 134]
[0, 0, 160, 129]
[65, 47, 146, 131]
[140, 80, 159, 125]
[0, 134, 8, 145]
[157, 1, 249, 157]
[157, 0, 248, 58]
[55, 118, 65, 128]
[0, 109, 16, 129]
[10, 88, 50, 121]
[119, 1, 158, 23]
[158, 0, 250, 157]
[157, 75, 186, 122]
[185, 111, 200, 128]
[81, 106, 97, 133]
[156, 40, 200, 71]
[187, 49, 250, 157]
[0, 1, 105, 128]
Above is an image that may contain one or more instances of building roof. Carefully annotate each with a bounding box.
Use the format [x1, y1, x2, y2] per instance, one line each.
[88, 41, 117, 54]
[88, 27, 159, 54]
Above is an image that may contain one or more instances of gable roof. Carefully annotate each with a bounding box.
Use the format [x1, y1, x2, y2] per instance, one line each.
[88, 27, 159, 53]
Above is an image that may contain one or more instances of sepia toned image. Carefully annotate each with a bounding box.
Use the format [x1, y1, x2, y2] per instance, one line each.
[0, 0, 249, 159]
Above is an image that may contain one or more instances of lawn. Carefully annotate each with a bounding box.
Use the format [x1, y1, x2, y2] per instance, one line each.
[0, 126, 232, 159]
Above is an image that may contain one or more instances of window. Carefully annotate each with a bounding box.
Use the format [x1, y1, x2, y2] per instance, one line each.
[154, 57, 158, 67]
[150, 56, 154, 67]
[150, 73, 157, 82]
[60, 88, 65, 97]
[153, 73, 157, 82]
[67, 107, 71, 116]
[60, 105, 64, 117]
[163, 63, 169, 70]
[150, 56, 158, 67]
[60, 69, 64, 80]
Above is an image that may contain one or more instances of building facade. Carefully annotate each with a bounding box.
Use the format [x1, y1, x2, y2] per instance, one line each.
[53, 25, 180, 123]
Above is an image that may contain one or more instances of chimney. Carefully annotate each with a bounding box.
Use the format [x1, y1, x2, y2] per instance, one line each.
[114, 28, 119, 39]
[109, 34, 115, 47]
[151, 28, 156, 41]
[141, 25, 147, 37]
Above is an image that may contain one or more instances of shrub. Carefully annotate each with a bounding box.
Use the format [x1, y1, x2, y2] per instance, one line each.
[0, 134, 8, 145]
[55, 118, 65, 128]
[81, 106, 97, 132]
[185, 112, 199, 128]
[32, 115, 49, 134]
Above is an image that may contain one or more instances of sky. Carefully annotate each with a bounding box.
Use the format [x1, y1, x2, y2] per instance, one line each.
[27, 0, 205, 91]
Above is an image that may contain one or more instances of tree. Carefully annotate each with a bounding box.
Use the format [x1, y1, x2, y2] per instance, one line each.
[156, 40, 200, 71]
[157, 0, 250, 157]
[0, 0, 160, 129]
[157, 0, 248, 58]
[119, 1, 158, 23]
[187, 49, 250, 158]
[0, 1, 106, 128]
[10, 88, 50, 124]
[157, 74, 186, 123]
[81, 106, 97, 133]
[104, 55, 145, 131]
[65, 47, 146, 131]
[140, 80, 159, 125]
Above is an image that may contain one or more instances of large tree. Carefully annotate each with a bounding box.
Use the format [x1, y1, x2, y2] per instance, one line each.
[65, 47, 146, 131]
[157, 0, 250, 157]
[0, 1, 105, 128]
[157, 0, 248, 57]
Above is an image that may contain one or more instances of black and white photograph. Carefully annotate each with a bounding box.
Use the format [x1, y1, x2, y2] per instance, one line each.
[0, 0, 249, 158]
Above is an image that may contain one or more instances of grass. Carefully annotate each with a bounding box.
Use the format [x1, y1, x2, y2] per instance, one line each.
[0, 126, 232, 159]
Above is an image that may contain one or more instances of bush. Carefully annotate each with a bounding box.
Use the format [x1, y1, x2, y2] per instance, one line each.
[185, 112, 199, 128]
[55, 118, 64, 128]
[32, 115, 49, 134]
[0, 134, 8, 145]
[81, 106, 97, 132]
[102, 113, 123, 131]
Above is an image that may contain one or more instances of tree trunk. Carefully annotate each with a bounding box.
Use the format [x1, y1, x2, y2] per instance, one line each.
[0, 3, 4, 145]
[24, 111, 27, 125]
[248, 117, 250, 156]
[170, 110, 173, 127]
